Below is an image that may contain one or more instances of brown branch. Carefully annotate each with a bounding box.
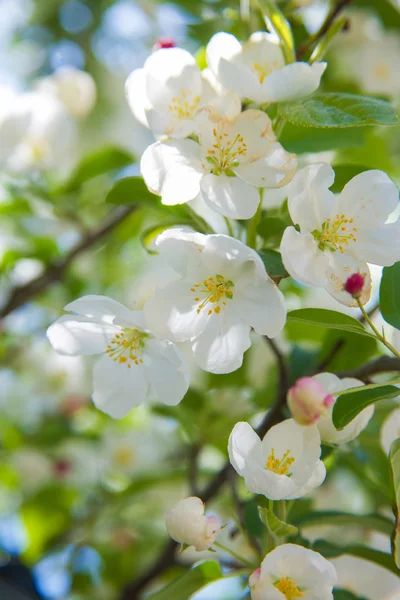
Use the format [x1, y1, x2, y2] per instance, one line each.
[335, 356, 400, 381]
[0, 205, 136, 320]
[296, 0, 353, 59]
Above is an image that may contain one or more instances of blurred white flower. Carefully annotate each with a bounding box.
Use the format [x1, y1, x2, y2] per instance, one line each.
[36, 66, 97, 118]
[206, 31, 326, 104]
[47, 295, 190, 418]
[249, 543, 336, 600]
[53, 439, 105, 488]
[355, 34, 400, 97]
[330, 555, 400, 600]
[165, 496, 221, 551]
[380, 408, 400, 455]
[314, 373, 374, 445]
[281, 163, 400, 305]
[228, 419, 325, 500]
[144, 230, 286, 374]
[11, 449, 52, 491]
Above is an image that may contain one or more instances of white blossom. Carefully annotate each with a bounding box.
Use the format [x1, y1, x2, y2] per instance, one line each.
[141, 108, 296, 219]
[281, 163, 400, 305]
[228, 419, 325, 500]
[126, 46, 240, 138]
[46, 295, 190, 418]
[380, 407, 400, 455]
[330, 555, 400, 600]
[144, 229, 286, 374]
[206, 31, 326, 104]
[165, 496, 221, 551]
[313, 373, 374, 445]
[36, 66, 97, 118]
[249, 544, 336, 600]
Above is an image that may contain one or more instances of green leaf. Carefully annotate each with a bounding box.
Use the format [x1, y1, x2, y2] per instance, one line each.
[318, 329, 378, 371]
[390, 438, 400, 569]
[312, 540, 399, 575]
[258, 507, 298, 538]
[334, 590, 368, 600]
[257, 0, 295, 63]
[258, 249, 289, 282]
[147, 561, 222, 600]
[292, 511, 393, 536]
[278, 93, 398, 128]
[140, 221, 191, 254]
[257, 202, 292, 249]
[287, 309, 375, 339]
[280, 124, 368, 153]
[380, 262, 400, 330]
[61, 147, 134, 192]
[106, 176, 159, 206]
[330, 165, 368, 193]
[310, 16, 347, 63]
[332, 385, 400, 430]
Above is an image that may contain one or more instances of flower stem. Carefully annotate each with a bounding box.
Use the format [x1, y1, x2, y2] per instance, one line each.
[278, 500, 287, 523]
[224, 216, 234, 238]
[213, 541, 256, 568]
[272, 115, 286, 138]
[357, 298, 400, 359]
[246, 189, 263, 249]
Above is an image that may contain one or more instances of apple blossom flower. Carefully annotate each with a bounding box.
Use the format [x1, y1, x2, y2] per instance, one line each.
[313, 373, 374, 445]
[330, 555, 400, 600]
[165, 496, 221, 551]
[355, 33, 400, 97]
[281, 163, 400, 305]
[140, 108, 296, 219]
[125, 46, 240, 138]
[144, 229, 287, 374]
[36, 66, 97, 118]
[380, 407, 400, 455]
[0, 86, 31, 167]
[228, 419, 325, 500]
[46, 295, 190, 418]
[206, 31, 327, 105]
[288, 376, 334, 425]
[249, 544, 337, 600]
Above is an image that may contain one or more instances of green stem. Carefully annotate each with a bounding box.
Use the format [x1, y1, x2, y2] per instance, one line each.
[357, 298, 400, 359]
[213, 541, 256, 568]
[184, 205, 215, 234]
[278, 500, 287, 523]
[224, 216, 234, 238]
[272, 115, 286, 138]
[246, 189, 263, 249]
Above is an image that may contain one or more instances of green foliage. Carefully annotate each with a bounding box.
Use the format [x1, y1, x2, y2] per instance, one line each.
[380, 262, 400, 330]
[292, 511, 393, 536]
[258, 506, 298, 538]
[258, 249, 289, 281]
[147, 561, 223, 600]
[257, 0, 295, 63]
[257, 202, 292, 249]
[280, 123, 369, 153]
[278, 93, 398, 128]
[334, 591, 368, 600]
[312, 540, 399, 575]
[333, 385, 400, 430]
[286, 309, 375, 339]
[390, 438, 400, 569]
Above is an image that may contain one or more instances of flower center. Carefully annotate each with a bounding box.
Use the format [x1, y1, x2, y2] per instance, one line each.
[106, 328, 147, 368]
[274, 578, 304, 599]
[190, 274, 234, 316]
[266, 448, 295, 475]
[252, 60, 280, 83]
[168, 89, 200, 121]
[205, 127, 247, 175]
[114, 446, 135, 467]
[312, 214, 358, 253]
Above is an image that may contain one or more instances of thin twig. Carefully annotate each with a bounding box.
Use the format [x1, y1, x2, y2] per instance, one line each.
[0, 206, 136, 320]
[296, 0, 353, 59]
[188, 445, 200, 496]
[335, 356, 400, 380]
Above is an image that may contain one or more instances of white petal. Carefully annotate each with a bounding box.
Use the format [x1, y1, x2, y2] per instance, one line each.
[206, 32, 242, 78]
[140, 140, 203, 205]
[381, 408, 400, 455]
[125, 68, 150, 128]
[234, 142, 297, 188]
[353, 221, 400, 266]
[235, 280, 286, 337]
[261, 61, 327, 102]
[228, 421, 262, 475]
[64, 295, 140, 325]
[145, 338, 190, 406]
[331, 555, 400, 600]
[191, 309, 251, 374]
[200, 173, 260, 219]
[288, 163, 335, 233]
[92, 354, 148, 418]
[325, 254, 371, 306]
[200, 233, 267, 282]
[280, 227, 329, 286]
[337, 170, 399, 229]
[47, 315, 117, 356]
[154, 228, 206, 276]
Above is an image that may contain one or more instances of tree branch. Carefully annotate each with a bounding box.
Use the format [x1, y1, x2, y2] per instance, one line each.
[296, 0, 353, 59]
[0, 205, 136, 320]
[335, 356, 400, 380]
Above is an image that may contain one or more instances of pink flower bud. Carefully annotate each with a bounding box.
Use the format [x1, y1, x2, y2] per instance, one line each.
[249, 567, 261, 589]
[344, 273, 365, 298]
[287, 377, 334, 425]
[153, 37, 176, 50]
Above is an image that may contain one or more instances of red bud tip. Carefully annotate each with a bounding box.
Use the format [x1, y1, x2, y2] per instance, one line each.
[53, 459, 71, 478]
[153, 37, 176, 50]
[344, 273, 365, 297]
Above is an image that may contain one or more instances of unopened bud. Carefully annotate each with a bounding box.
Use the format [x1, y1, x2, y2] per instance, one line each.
[165, 496, 221, 551]
[287, 376, 334, 425]
[153, 37, 176, 51]
[344, 273, 365, 298]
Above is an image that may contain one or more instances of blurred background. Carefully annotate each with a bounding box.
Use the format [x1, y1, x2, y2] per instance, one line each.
[1, 0, 400, 599]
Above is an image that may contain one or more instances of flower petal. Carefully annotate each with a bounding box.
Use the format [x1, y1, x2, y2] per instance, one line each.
[47, 315, 117, 356]
[261, 61, 327, 103]
[125, 68, 150, 128]
[206, 32, 242, 78]
[154, 228, 206, 276]
[92, 354, 148, 418]
[235, 280, 286, 337]
[234, 142, 297, 188]
[353, 221, 400, 266]
[228, 421, 262, 475]
[325, 253, 371, 306]
[64, 295, 140, 325]
[288, 163, 335, 233]
[145, 338, 190, 406]
[200, 173, 259, 219]
[280, 226, 329, 286]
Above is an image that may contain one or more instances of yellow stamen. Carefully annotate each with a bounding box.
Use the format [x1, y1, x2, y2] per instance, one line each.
[106, 328, 147, 368]
[274, 577, 304, 599]
[191, 274, 235, 315]
[266, 448, 295, 475]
